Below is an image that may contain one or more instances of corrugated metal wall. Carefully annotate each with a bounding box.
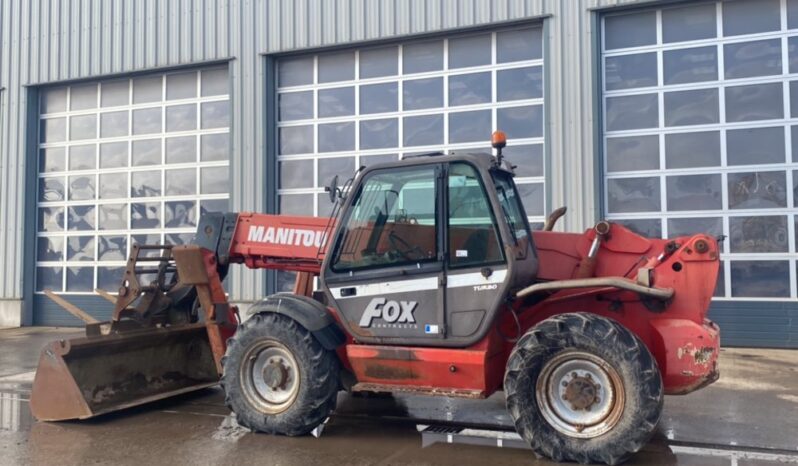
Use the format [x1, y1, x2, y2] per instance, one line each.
[0, 0, 657, 323]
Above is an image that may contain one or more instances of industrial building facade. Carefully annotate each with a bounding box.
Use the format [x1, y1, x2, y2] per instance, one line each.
[0, 0, 795, 348]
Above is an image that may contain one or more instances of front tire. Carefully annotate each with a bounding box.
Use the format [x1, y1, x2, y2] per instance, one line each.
[504, 313, 663, 465]
[221, 312, 339, 436]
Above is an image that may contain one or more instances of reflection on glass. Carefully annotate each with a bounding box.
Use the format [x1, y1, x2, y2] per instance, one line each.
[68, 175, 96, 201]
[166, 71, 197, 100]
[36, 267, 63, 292]
[278, 91, 313, 121]
[663, 46, 717, 85]
[100, 111, 129, 138]
[279, 159, 313, 189]
[131, 203, 161, 229]
[403, 115, 443, 147]
[132, 107, 162, 134]
[604, 53, 657, 90]
[133, 75, 163, 104]
[201, 166, 229, 194]
[70, 114, 97, 141]
[403, 40, 443, 74]
[360, 46, 398, 78]
[131, 170, 162, 197]
[725, 83, 783, 122]
[606, 94, 658, 131]
[728, 171, 787, 209]
[201, 68, 229, 96]
[40, 147, 66, 172]
[607, 177, 661, 213]
[726, 127, 785, 166]
[279, 126, 313, 155]
[97, 266, 125, 291]
[165, 201, 196, 228]
[165, 168, 196, 195]
[98, 235, 127, 261]
[318, 122, 355, 152]
[100, 141, 128, 168]
[41, 118, 66, 143]
[449, 110, 491, 143]
[279, 194, 314, 216]
[662, 3, 716, 43]
[318, 87, 355, 118]
[39, 177, 65, 202]
[37, 237, 64, 261]
[69, 144, 96, 170]
[98, 204, 128, 230]
[132, 139, 161, 166]
[317, 157, 355, 188]
[360, 83, 398, 114]
[730, 260, 789, 298]
[101, 80, 130, 107]
[448, 72, 491, 106]
[665, 174, 722, 211]
[449, 34, 491, 68]
[607, 135, 660, 172]
[200, 100, 230, 129]
[665, 131, 720, 169]
[730, 216, 788, 253]
[66, 267, 94, 292]
[497, 66, 543, 100]
[278, 57, 314, 87]
[67, 206, 95, 231]
[166, 136, 196, 164]
[616, 218, 662, 238]
[497, 27, 543, 61]
[497, 105, 543, 139]
[664, 89, 718, 126]
[318, 51, 355, 82]
[166, 104, 197, 132]
[360, 119, 398, 150]
[724, 39, 782, 79]
[403, 77, 443, 110]
[67, 236, 95, 261]
[38, 207, 64, 232]
[201, 133, 229, 161]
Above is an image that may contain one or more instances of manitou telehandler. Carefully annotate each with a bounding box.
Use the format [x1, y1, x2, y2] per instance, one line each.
[30, 132, 720, 465]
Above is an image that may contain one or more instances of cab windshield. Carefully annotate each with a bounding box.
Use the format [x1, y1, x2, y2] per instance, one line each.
[492, 170, 530, 243]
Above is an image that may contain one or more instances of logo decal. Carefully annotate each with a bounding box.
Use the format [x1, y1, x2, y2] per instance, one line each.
[359, 297, 418, 327]
[247, 225, 327, 248]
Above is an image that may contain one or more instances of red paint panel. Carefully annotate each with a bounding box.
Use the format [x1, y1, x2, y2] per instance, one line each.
[346, 344, 489, 394]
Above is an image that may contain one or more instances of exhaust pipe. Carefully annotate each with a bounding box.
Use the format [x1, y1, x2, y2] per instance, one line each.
[575, 221, 611, 278]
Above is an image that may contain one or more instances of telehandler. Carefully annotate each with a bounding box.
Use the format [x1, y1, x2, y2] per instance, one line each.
[30, 132, 720, 464]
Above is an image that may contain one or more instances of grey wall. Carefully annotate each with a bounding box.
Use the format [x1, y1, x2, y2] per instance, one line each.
[0, 0, 659, 325]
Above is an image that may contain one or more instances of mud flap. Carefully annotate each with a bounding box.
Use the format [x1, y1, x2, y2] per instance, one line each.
[30, 323, 218, 421]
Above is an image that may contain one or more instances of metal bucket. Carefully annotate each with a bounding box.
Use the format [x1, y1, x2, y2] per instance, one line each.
[29, 323, 219, 421]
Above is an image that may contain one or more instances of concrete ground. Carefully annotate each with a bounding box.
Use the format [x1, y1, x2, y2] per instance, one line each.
[0, 327, 797, 466]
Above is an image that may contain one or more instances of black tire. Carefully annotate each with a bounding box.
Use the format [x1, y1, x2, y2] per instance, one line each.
[221, 312, 339, 436]
[504, 313, 663, 465]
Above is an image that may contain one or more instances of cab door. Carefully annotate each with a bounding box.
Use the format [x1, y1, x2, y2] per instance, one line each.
[322, 163, 447, 345]
[443, 163, 508, 344]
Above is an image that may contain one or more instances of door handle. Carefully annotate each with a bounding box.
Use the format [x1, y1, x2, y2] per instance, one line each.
[340, 287, 357, 297]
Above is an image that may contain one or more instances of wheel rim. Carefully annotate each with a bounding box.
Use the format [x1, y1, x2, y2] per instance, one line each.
[240, 340, 300, 414]
[535, 350, 625, 438]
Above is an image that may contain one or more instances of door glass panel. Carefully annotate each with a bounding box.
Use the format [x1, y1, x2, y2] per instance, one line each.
[448, 164, 503, 267]
[332, 166, 437, 271]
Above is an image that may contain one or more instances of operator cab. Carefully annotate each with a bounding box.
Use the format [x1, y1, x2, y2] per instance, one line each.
[320, 135, 538, 347]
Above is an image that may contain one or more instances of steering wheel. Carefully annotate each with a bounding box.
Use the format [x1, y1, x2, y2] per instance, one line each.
[388, 231, 426, 261]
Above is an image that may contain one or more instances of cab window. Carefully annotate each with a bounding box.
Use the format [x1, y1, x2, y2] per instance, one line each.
[448, 163, 504, 267]
[331, 165, 437, 271]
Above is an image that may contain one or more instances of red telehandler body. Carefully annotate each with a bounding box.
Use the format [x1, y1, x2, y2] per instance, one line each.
[30, 134, 720, 464]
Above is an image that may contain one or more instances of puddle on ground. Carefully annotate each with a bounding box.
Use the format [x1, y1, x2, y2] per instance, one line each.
[0, 392, 33, 433]
[212, 414, 250, 442]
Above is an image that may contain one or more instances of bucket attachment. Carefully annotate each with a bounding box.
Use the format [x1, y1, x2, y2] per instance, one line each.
[30, 237, 238, 421]
[30, 324, 217, 421]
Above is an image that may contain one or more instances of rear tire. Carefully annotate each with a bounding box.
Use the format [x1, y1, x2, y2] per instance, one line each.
[221, 312, 339, 436]
[504, 313, 663, 465]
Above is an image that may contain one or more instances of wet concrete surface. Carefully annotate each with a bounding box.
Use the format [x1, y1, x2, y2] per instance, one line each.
[1, 327, 797, 466]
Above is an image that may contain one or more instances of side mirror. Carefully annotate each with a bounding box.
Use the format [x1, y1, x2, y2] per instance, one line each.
[325, 175, 339, 203]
